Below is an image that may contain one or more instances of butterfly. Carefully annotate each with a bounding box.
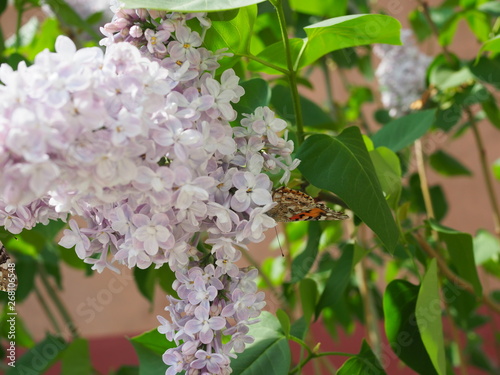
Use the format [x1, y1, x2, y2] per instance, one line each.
[0, 245, 17, 292]
[267, 187, 349, 222]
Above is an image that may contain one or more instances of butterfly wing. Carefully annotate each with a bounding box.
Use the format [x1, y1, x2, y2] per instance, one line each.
[268, 187, 349, 222]
[0, 246, 17, 292]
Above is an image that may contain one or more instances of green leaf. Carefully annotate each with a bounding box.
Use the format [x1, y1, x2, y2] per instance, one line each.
[383, 280, 438, 375]
[204, 5, 257, 58]
[232, 78, 271, 119]
[477, 35, 500, 58]
[470, 56, 500, 90]
[11, 253, 37, 302]
[438, 12, 462, 46]
[114, 366, 140, 375]
[481, 91, 500, 129]
[131, 328, 173, 356]
[276, 309, 291, 337]
[297, 128, 399, 252]
[248, 15, 401, 73]
[428, 220, 482, 295]
[478, 1, 500, 16]
[429, 65, 475, 91]
[371, 109, 436, 152]
[122, 0, 266, 11]
[493, 158, 500, 180]
[44, 0, 100, 41]
[130, 329, 175, 375]
[0, 0, 7, 15]
[291, 222, 321, 283]
[464, 9, 490, 42]
[429, 150, 472, 176]
[271, 85, 334, 129]
[337, 340, 386, 374]
[300, 15, 401, 68]
[416, 259, 446, 375]
[369, 146, 402, 210]
[473, 229, 500, 265]
[7, 335, 67, 375]
[299, 278, 318, 326]
[0, 312, 35, 348]
[434, 103, 461, 131]
[157, 265, 178, 298]
[289, 0, 347, 18]
[315, 245, 354, 317]
[133, 266, 157, 303]
[61, 338, 92, 375]
[231, 312, 291, 375]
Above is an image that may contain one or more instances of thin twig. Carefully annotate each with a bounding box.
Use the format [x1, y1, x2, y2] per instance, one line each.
[415, 234, 500, 314]
[415, 139, 435, 219]
[467, 108, 500, 236]
[415, 0, 454, 65]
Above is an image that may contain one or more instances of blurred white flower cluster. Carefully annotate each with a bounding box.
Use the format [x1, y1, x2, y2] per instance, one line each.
[374, 29, 432, 118]
[0, 4, 300, 374]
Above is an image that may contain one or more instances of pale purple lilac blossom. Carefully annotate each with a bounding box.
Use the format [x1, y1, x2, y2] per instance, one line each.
[0, 5, 300, 375]
[374, 29, 432, 118]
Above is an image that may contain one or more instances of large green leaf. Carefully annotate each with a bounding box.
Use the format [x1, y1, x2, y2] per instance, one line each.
[271, 85, 335, 129]
[299, 278, 318, 327]
[369, 146, 402, 210]
[122, 0, 265, 11]
[383, 280, 438, 375]
[371, 109, 436, 152]
[480, 35, 500, 54]
[428, 220, 482, 295]
[204, 6, 257, 55]
[130, 329, 176, 375]
[61, 338, 92, 375]
[291, 222, 321, 283]
[336, 341, 386, 375]
[300, 15, 401, 68]
[232, 78, 271, 119]
[416, 259, 446, 375]
[473, 229, 500, 265]
[289, 0, 347, 18]
[248, 15, 400, 73]
[7, 335, 67, 375]
[429, 150, 472, 176]
[231, 312, 291, 375]
[315, 245, 354, 317]
[297, 128, 399, 252]
[470, 56, 500, 90]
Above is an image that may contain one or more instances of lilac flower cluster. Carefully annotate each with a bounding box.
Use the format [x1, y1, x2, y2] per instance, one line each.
[374, 29, 432, 118]
[0, 4, 299, 373]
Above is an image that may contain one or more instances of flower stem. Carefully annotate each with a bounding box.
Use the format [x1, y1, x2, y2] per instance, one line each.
[38, 265, 79, 339]
[271, 0, 305, 145]
[237, 53, 289, 75]
[34, 286, 62, 336]
[467, 108, 500, 235]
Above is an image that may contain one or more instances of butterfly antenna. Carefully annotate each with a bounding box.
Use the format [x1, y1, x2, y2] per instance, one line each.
[274, 227, 284, 257]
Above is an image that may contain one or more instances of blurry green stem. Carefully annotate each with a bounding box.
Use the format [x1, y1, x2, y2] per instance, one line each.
[467, 108, 500, 236]
[416, 0, 454, 65]
[355, 258, 381, 358]
[270, 0, 305, 145]
[289, 351, 354, 374]
[320, 57, 337, 121]
[38, 265, 79, 339]
[34, 286, 62, 336]
[14, 0, 24, 50]
[414, 139, 435, 220]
